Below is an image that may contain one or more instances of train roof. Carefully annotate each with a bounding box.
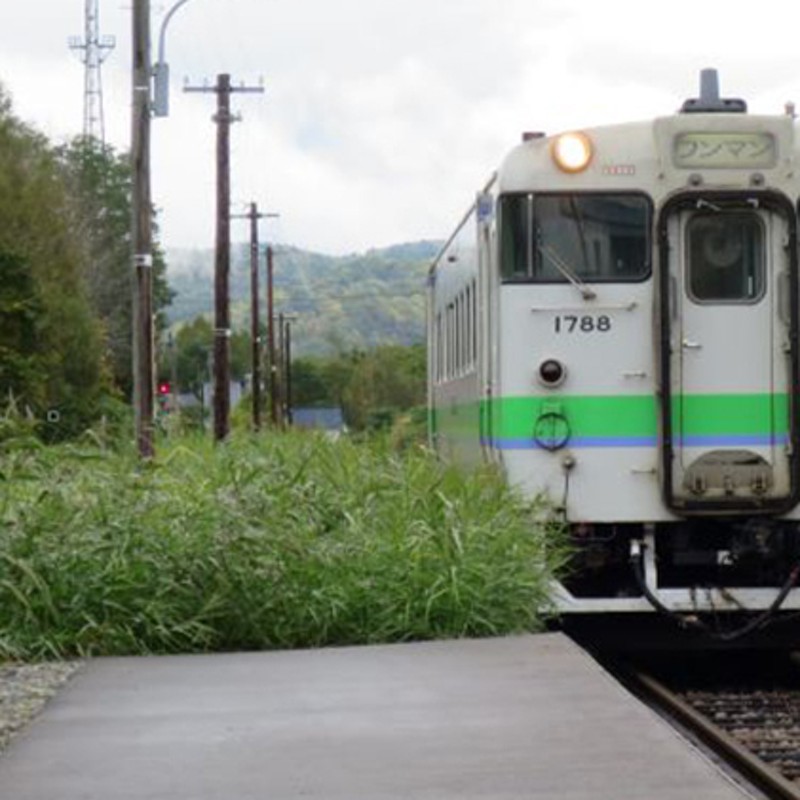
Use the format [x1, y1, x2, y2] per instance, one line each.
[498, 112, 799, 196]
[498, 70, 800, 196]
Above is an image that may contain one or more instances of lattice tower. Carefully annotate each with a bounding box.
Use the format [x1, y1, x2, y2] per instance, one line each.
[68, 0, 116, 142]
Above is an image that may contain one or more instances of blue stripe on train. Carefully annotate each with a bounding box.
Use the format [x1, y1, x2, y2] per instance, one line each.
[482, 434, 788, 450]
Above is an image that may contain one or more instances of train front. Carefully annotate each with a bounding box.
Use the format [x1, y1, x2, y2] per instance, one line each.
[491, 71, 800, 640]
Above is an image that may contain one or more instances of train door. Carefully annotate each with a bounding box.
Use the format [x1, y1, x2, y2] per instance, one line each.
[660, 197, 798, 512]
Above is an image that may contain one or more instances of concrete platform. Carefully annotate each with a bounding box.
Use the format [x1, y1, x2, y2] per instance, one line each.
[0, 634, 753, 799]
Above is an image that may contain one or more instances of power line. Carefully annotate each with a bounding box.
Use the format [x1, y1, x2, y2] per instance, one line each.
[267, 288, 426, 302]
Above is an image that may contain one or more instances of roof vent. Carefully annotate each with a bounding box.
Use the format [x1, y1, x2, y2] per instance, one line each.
[681, 69, 747, 114]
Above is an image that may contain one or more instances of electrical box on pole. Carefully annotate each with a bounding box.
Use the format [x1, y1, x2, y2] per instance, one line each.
[153, 0, 195, 118]
[153, 61, 170, 116]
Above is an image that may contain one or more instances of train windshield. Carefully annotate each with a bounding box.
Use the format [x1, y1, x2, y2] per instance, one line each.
[500, 193, 650, 283]
[687, 213, 764, 303]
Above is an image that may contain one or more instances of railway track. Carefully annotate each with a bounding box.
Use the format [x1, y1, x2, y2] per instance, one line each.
[626, 659, 800, 800]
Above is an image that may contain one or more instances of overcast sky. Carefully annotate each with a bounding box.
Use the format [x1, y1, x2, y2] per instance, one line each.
[4, 1, 800, 255]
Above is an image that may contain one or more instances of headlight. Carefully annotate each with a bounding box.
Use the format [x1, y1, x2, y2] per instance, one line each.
[538, 358, 567, 388]
[552, 132, 593, 173]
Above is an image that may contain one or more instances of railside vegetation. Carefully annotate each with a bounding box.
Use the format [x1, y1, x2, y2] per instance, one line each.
[0, 427, 565, 661]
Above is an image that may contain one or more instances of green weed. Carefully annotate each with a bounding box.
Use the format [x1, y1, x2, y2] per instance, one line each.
[0, 432, 566, 660]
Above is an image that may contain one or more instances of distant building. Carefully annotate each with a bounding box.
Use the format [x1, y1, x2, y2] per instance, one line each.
[175, 381, 245, 411]
[292, 407, 346, 433]
[204, 381, 245, 409]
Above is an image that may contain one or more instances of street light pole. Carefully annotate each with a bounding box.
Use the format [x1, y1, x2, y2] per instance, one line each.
[153, 0, 193, 117]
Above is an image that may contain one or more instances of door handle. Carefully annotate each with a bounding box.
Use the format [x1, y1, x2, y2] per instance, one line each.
[682, 339, 703, 350]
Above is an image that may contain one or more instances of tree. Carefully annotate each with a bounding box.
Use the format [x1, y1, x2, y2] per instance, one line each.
[174, 317, 212, 401]
[339, 344, 426, 430]
[0, 86, 107, 439]
[287, 344, 426, 431]
[0, 251, 45, 406]
[230, 330, 251, 382]
[57, 136, 173, 399]
[291, 357, 336, 408]
[170, 317, 253, 407]
[0, 84, 181, 441]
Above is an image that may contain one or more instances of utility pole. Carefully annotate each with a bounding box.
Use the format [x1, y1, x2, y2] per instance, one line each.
[273, 312, 297, 428]
[266, 246, 278, 427]
[247, 204, 262, 431]
[231, 204, 278, 431]
[277, 311, 285, 428]
[168, 332, 179, 417]
[284, 316, 293, 426]
[184, 74, 264, 441]
[131, 0, 155, 459]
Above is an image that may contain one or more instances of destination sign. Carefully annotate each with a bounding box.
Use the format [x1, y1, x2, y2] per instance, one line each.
[673, 132, 777, 169]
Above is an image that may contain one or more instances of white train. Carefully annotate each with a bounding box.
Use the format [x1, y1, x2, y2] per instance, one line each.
[428, 71, 800, 637]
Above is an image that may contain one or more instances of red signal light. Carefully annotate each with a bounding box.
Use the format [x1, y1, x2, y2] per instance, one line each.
[158, 382, 171, 395]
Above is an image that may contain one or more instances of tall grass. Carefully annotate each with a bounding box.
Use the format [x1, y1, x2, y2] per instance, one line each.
[0, 431, 566, 660]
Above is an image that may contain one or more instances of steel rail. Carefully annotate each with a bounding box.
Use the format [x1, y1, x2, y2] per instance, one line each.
[632, 669, 800, 800]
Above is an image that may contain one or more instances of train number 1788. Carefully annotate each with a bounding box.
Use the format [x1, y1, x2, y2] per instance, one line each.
[554, 314, 612, 334]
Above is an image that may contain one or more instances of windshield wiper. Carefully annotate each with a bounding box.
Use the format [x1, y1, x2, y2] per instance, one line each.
[538, 242, 597, 300]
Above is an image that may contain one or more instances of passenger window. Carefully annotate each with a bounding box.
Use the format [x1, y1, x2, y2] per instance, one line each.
[500, 194, 533, 278]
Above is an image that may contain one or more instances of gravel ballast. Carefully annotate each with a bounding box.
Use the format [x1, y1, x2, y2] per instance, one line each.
[0, 662, 81, 752]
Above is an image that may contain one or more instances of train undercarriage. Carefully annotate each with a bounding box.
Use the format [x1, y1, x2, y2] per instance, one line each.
[556, 519, 800, 648]
[557, 519, 800, 620]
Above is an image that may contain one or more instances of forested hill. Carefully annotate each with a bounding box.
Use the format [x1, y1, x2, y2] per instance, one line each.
[166, 240, 441, 357]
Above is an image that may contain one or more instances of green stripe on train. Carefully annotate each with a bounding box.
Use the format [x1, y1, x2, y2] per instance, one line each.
[676, 393, 788, 435]
[490, 395, 656, 438]
[432, 393, 790, 439]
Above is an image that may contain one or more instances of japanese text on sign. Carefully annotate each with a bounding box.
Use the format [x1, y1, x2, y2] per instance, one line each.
[673, 132, 776, 169]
